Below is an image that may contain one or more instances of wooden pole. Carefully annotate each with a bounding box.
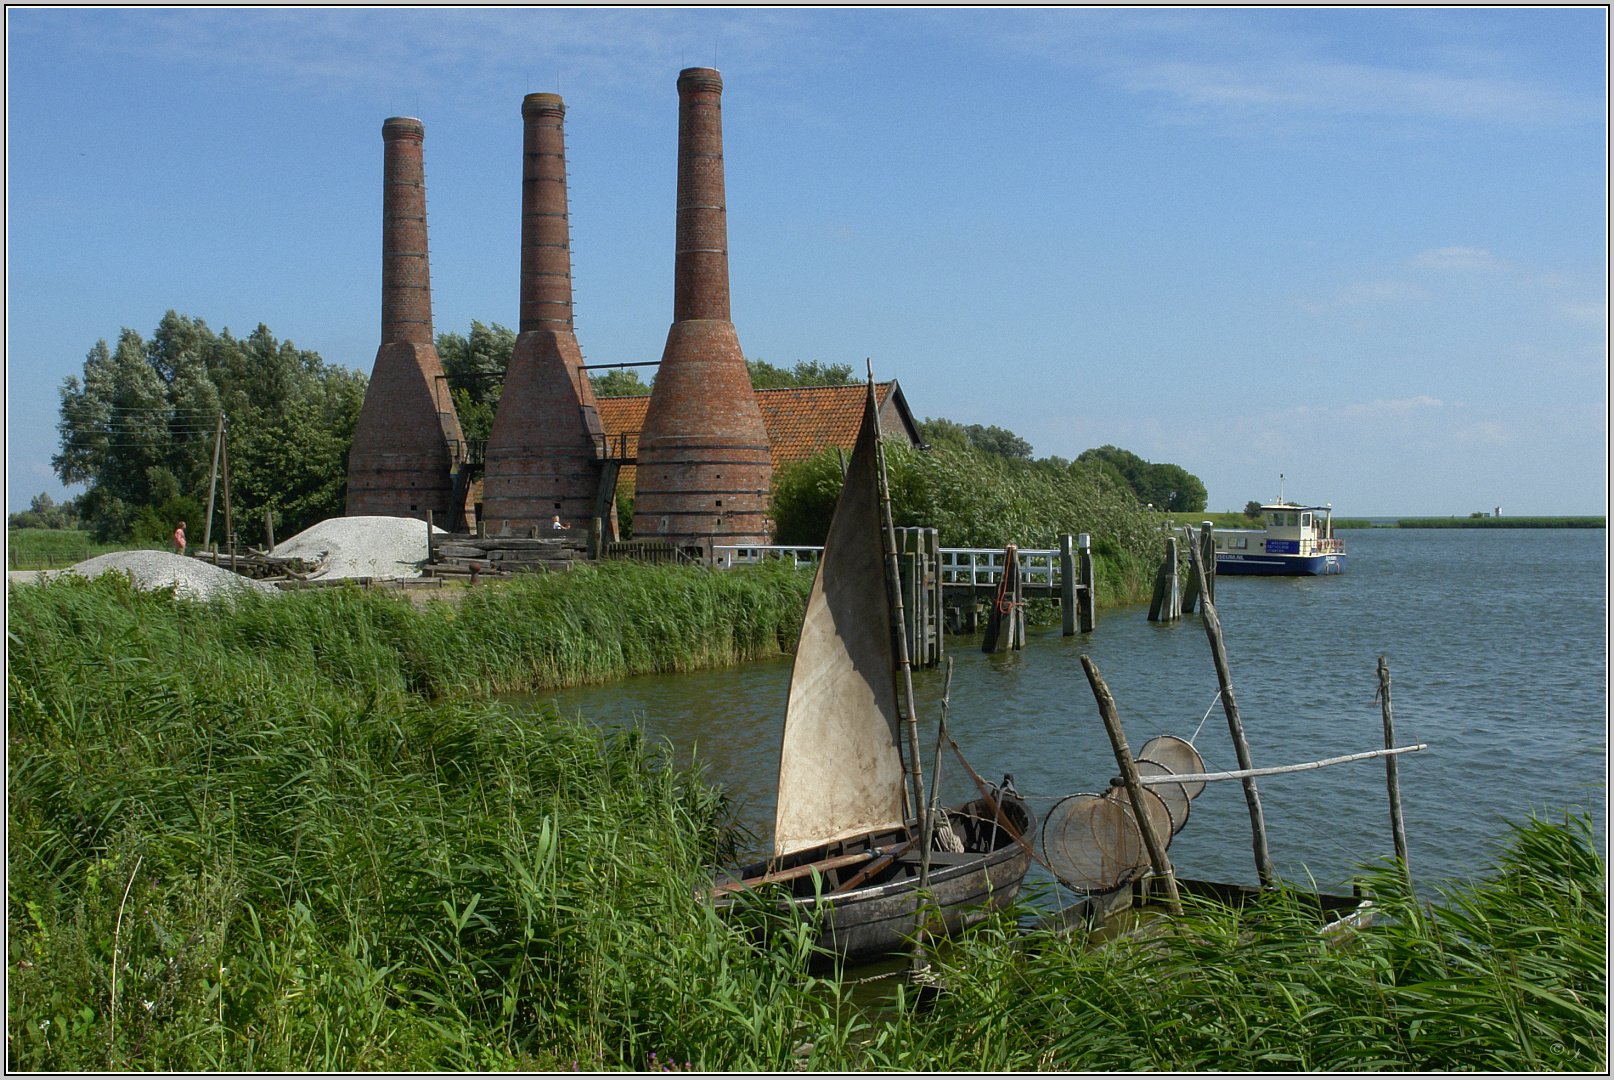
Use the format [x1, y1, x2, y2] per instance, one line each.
[1200, 521, 1216, 606]
[1060, 534, 1076, 636]
[1182, 528, 1201, 615]
[264, 506, 275, 550]
[203, 413, 223, 550]
[871, 369, 926, 826]
[1378, 655, 1412, 887]
[220, 424, 233, 555]
[1078, 532, 1095, 632]
[1130, 743, 1427, 785]
[1081, 654, 1181, 915]
[1187, 535, 1275, 887]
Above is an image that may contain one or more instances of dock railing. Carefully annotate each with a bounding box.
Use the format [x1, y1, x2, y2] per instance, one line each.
[712, 544, 1063, 585]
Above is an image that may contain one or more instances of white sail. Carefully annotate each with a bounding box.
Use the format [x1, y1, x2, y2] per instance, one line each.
[771, 387, 907, 856]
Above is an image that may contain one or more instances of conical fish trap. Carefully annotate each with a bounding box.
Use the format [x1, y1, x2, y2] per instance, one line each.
[1134, 757, 1190, 835]
[1138, 735, 1207, 799]
[1041, 786, 1174, 893]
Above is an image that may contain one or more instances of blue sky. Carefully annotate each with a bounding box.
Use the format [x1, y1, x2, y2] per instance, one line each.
[6, 7, 1607, 516]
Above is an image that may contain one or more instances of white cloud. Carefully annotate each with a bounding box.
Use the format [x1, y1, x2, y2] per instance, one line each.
[1552, 299, 1608, 326]
[1413, 246, 1504, 272]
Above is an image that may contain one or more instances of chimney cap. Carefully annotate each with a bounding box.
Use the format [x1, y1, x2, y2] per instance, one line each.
[522, 92, 565, 116]
[677, 67, 722, 94]
[382, 116, 425, 140]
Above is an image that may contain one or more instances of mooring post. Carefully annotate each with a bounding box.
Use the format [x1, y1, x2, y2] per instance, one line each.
[1187, 536, 1275, 887]
[1378, 655, 1412, 889]
[1059, 533, 1076, 636]
[1182, 528, 1201, 615]
[1082, 654, 1182, 915]
[1077, 533, 1095, 632]
[1200, 521, 1216, 606]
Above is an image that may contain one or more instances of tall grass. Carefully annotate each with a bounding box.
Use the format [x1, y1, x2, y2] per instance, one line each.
[7, 573, 828, 1070]
[838, 817, 1605, 1071]
[8, 574, 1605, 1070]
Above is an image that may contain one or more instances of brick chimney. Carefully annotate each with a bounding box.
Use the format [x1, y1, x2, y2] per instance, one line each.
[482, 93, 607, 535]
[347, 116, 469, 525]
[633, 68, 771, 547]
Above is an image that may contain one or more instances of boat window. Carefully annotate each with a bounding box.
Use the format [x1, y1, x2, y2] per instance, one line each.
[1301, 513, 1311, 529]
[1287, 513, 1299, 527]
[1269, 514, 1282, 527]
[1232, 536, 1248, 549]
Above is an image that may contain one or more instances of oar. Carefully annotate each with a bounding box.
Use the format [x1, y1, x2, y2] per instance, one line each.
[829, 836, 920, 895]
[710, 848, 887, 897]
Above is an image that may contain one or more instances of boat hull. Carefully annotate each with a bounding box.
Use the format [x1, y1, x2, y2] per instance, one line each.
[1216, 552, 1344, 576]
[720, 793, 1033, 964]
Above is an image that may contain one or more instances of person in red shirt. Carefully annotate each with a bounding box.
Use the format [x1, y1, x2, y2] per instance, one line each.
[173, 520, 187, 555]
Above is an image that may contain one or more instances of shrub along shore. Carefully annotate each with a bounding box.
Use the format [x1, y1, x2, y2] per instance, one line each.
[10, 571, 1604, 1070]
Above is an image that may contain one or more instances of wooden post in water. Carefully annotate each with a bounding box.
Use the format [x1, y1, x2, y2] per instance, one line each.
[1078, 533, 1095, 632]
[1378, 655, 1412, 889]
[1187, 536, 1275, 887]
[1182, 528, 1201, 615]
[1082, 654, 1182, 915]
[1150, 536, 1181, 621]
[1060, 533, 1076, 636]
[1200, 522, 1216, 607]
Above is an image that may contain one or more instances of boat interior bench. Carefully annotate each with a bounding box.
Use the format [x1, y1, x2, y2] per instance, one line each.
[894, 850, 983, 868]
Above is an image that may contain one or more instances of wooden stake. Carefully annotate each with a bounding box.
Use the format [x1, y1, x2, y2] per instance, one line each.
[1378, 655, 1412, 888]
[1077, 532, 1095, 632]
[203, 413, 223, 550]
[1060, 534, 1076, 636]
[1081, 654, 1181, 915]
[1187, 535, 1275, 887]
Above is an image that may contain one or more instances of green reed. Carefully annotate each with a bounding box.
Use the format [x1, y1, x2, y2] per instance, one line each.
[831, 816, 1604, 1072]
[8, 574, 832, 1070]
[9, 575, 1603, 1071]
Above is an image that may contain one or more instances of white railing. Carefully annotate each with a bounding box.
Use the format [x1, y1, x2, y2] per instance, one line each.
[711, 545, 824, 570]
[714, 544, 1064, 586]
[938, 547, 1060, 587]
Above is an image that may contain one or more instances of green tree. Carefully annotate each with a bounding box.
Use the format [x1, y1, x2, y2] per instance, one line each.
[1244, 500, 1264, 519]
[437, 321, 515, 443]
[918, 418, 1033, 460]
[746, 358, 857, 389]
[590, 368, 653, 397]
[1076, 445, 1207, 514]
[54, 312, 367, 545]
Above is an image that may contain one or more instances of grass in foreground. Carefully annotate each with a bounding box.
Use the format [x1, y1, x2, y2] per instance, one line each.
[9, 574, 1604, 1071]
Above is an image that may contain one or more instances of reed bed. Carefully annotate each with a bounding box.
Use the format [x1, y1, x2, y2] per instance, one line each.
[9, 575, 1603, 1071]
[840, 818, 1605, 1071]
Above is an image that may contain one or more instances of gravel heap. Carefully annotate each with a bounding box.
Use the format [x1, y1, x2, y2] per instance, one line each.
[60, 551, 279, 601]
[270, 515, 445, 580]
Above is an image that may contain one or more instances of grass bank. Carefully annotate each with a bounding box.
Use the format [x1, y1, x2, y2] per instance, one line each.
[7, 528, 148, 569]
[1396, 516, 1606, 529]
[8, 575, 1605, 1070]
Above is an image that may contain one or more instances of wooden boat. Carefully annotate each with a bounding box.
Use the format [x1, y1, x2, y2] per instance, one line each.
[713, 380, 1032, 962]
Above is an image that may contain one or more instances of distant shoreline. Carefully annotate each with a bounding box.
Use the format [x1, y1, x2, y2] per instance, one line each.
[1336, 516, 1606, 529]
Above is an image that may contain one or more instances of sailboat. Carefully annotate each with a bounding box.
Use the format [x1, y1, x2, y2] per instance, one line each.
[713, 379, 1032, 962]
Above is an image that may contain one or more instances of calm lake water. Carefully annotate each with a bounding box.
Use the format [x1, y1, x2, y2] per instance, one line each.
[533, 528, 1606, 894]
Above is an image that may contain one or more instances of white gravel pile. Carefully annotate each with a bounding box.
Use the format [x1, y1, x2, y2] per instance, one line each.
[61, 551, 279, 601]
[270, 515, 445, 580]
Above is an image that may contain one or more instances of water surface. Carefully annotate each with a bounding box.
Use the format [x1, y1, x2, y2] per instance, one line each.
[534, 528, 1606, 893]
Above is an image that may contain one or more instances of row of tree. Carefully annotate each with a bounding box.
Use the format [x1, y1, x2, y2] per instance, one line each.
[49, 311, 1206, 544]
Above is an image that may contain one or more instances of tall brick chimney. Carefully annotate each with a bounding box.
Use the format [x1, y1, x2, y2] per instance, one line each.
[482, 93, 606, 534]
[633, 68, 771, 546]
[347, 116, 469, 525]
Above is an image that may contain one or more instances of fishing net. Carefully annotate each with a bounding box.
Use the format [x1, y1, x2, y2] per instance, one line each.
[1138, 735, 1207, 799]
[1040, 785, 1175, 893]
[1134, 757, 1190, 835]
